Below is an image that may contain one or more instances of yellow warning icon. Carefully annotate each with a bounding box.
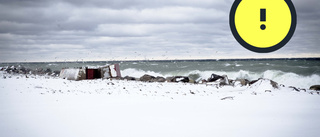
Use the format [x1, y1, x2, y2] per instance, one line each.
[230, 0, 297, 53]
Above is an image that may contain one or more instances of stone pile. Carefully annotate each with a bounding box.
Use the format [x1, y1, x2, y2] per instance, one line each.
[0, 65, 60, 76]
[1, 66, 319, 91]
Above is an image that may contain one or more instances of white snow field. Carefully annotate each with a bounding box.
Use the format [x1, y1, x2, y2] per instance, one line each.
[0, 72, 320, 137]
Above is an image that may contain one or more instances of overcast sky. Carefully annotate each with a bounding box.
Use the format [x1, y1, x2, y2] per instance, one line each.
[0, 0, 319, 62]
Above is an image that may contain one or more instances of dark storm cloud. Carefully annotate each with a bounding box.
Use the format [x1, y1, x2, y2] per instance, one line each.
[0, 0, 319, 62]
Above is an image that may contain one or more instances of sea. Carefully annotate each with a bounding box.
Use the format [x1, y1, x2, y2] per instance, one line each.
[1, 58, 320, 89]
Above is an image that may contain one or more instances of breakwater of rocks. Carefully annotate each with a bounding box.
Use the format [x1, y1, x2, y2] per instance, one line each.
[1, 65, 320, 91]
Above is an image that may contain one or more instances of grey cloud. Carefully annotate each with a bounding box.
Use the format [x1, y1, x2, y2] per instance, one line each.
[60, 0, 230, 9]
[0, 0, 319, 62]
[0, 0, 52, 7]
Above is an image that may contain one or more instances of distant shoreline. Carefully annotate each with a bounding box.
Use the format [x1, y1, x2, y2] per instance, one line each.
[1, 57, 319, 64]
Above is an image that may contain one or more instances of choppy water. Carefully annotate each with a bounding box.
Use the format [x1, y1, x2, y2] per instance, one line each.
[1, 58, 320, 88]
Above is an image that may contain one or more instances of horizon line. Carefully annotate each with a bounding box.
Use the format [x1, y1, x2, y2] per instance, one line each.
[1, 57, 320, 64]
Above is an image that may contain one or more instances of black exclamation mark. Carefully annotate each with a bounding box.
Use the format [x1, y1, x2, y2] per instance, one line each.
[260, 9, 266, 30]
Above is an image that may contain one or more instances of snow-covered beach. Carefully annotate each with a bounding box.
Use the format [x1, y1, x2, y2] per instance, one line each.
[1, 71, 320, 137]
[0, 0, 319, 136]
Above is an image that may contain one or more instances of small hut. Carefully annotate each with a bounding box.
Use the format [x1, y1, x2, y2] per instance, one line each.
[60, 64, 121, 80]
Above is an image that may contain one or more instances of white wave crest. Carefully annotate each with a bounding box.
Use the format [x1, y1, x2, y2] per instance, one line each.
[121, 68, 164, 78]
[121, 68, 320, 89]
[263, 71, 320, 89]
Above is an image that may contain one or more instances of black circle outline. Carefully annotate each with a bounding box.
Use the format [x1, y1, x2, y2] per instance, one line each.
[229, 0, 297, 53]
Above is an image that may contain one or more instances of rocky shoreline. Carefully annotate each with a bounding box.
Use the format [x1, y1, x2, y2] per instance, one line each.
[0, 65, 60, 76]
[1, 65, 320, 91]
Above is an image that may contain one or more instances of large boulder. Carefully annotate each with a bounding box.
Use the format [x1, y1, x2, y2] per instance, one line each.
[207, 73, 224, 82]
[18, 66, 27, 74]
[249, 79, 259, 85]
[270, 79, 279, 89]
[124, 76, 137, 81]
[45, 68, 52, 74]
[139, 74, 156, 82]
[33, 68, 44, 75]
[139, 75, 166, 82]
[5, 66, 15, 74]
[249, 78, 279, 89]
[154, 76, 166, 82]
[53, 70, 61, 75]
[171, 76, 190, 83]
[219, 75, 230, 85]
[188, 73, 200, 83]
[166, 77, 174, 82]
[235, 79, 250, 86]
[310, 85, 320, 91]
[247, 78, 280, 93]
